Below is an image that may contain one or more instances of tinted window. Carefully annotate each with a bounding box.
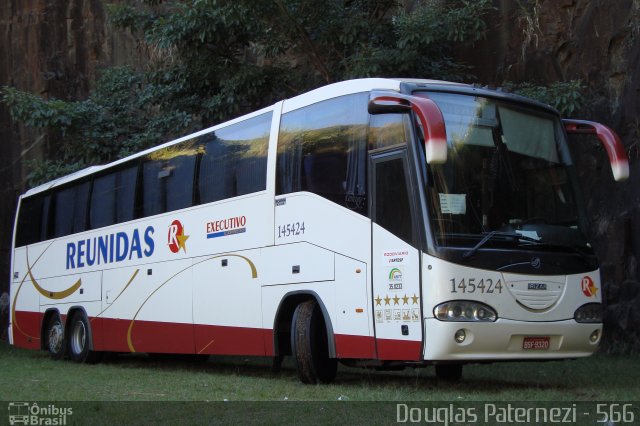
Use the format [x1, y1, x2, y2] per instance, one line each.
[198, 112, 271, 204]
[277, 94, 369, 215]
[374, 157, 413, 244]
[53, 181, 90, 238]
[116, 165, 138, 223]
[15, 195, 43, 247]
[89, 164, 138, 229]
[90, 173, 116, 229]
[369, 114, 406, 150]
[142, 141, 198, 217]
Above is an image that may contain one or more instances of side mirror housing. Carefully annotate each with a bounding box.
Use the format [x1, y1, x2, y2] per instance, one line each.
[563, 119, 629, 182]
[368, 93, 447, 164]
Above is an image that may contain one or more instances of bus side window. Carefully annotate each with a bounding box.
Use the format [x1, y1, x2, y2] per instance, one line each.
[41, 194, 53, 241]
[165, 153, 197, 212]
[277, 93, 369, 216]
[374, 157, 414, 244]
[15, 195, 44, 246]
[142, 140, 198, 217]
[115, 165, 138, 223]
[198, 112, 271, 204]
[90, 173, 116, 229]
[53, 181, 90, 238]
[90, 163, 139, 228]
[198, 133, 235, 203]
[368, 114, 407, 150]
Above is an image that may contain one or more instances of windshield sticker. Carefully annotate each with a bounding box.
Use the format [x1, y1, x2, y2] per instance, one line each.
[439, 193, 466, 214]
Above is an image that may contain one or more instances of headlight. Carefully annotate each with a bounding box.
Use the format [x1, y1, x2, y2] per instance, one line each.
[574, 303, 602, 323]
[434, 301, 497, 322]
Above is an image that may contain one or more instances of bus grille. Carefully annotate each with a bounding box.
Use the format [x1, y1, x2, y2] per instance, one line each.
[505, 280, 565, 310]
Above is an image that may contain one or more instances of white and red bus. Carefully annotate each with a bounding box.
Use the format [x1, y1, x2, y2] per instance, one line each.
[9, 78, 629, 383]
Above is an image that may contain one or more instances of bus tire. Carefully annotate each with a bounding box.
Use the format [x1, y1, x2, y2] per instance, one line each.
[67, 312, 102, 364]
[435, 364, 463, 382]
[44, 314, 65, 360]
[291, 299, 337, 384]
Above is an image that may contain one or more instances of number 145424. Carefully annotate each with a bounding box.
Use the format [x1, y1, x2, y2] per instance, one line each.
[450, 278, 503, 294]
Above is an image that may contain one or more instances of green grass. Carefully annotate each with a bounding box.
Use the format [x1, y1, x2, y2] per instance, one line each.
[1, 342, 639, 403]
[3, 343, 640, 424]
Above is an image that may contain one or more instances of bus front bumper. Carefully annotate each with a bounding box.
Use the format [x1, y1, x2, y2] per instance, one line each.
[423, 318, 601, 361]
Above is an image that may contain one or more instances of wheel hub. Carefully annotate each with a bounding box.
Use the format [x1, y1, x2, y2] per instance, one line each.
[48, 322, 63, 353]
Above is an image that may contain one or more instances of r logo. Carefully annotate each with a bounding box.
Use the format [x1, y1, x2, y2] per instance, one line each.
[168, 220, 189, 254]
[581, 276, 598, 298]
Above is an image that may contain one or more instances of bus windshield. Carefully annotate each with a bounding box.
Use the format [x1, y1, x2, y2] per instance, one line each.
[418, 92, 589, 253]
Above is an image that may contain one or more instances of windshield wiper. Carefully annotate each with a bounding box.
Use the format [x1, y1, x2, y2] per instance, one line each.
[462, 230, 588, 260]
[462, 231, 542, 260]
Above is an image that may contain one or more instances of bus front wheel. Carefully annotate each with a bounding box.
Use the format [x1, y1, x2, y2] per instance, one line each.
[291, 300, 337, 384]
[67, 312, 102, 364]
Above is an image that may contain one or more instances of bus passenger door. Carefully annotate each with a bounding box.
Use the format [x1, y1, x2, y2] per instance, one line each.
[371, 150, 423, 360]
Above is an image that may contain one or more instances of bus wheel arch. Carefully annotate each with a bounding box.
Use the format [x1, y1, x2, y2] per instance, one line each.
[65, 308, 101, 364]
[41, 309, 65, 359]
[272, 291, 336, 359]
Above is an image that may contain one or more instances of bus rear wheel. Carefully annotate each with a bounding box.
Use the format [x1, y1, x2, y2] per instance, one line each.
[44, 314, 65, 360]
[291, 299, 337, 384]
[435, 364, 463, 382]
[67, 312, 101, 364]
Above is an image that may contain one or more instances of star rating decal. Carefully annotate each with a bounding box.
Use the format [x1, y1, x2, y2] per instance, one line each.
[376, 294, 420, 306]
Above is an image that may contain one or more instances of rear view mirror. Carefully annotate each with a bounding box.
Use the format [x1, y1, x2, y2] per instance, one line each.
[563, 119, 629, 181]
[369, 93, 447, 164]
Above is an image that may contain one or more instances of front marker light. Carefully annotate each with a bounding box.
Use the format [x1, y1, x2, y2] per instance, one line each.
[574, 303, 602, 323]
[434, 301, 497, 322]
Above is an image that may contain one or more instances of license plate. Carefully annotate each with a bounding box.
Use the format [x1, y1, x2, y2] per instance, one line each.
[522, 336, 550, 350]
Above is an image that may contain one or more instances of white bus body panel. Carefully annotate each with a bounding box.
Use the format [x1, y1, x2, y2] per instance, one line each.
[271, 192, 376, 358]
[371, 223, 423, 360]
[422, 254, 601, 360]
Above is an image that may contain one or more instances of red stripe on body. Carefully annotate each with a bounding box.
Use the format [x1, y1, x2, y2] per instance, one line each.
[334, 334, 376, 358]
[376, 338, 422, 361]
[14, 311, 423, 362]
[194, 324, 273, 356]
[12, 311, 42, 350]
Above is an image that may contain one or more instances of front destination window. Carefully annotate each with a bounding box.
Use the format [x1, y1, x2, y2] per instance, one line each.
[419, 92, 590, 257]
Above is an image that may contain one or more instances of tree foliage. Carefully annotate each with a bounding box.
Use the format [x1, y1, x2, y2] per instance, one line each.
[2, 0, 493, 186]
[505, 80, 585, 117]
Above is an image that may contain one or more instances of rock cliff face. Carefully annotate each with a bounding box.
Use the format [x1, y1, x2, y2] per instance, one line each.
[462, 0, 640, 350]
[1, 0, 638, 349]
